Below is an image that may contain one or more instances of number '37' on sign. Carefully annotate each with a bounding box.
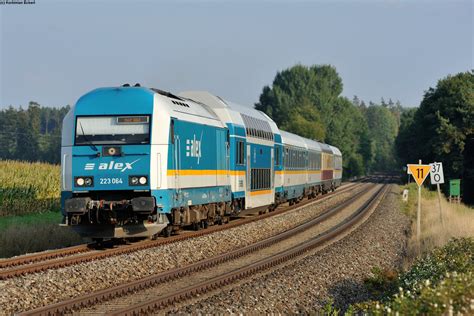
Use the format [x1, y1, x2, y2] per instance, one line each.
[429, 162, 444, 184]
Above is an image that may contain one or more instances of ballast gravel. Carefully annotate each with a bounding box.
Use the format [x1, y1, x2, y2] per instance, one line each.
[170, 184, 410, 314]
[0, 186, 359, 315]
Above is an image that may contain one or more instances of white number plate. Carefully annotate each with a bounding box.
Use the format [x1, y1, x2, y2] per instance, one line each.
[99, 177, 124, 185]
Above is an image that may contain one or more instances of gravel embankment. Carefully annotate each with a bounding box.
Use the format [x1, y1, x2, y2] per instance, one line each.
[171, 184, 410, 314]
[0, 186, 360, 315]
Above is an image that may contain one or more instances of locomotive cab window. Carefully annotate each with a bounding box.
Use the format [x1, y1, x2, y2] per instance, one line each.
[75, 115, 151, 145]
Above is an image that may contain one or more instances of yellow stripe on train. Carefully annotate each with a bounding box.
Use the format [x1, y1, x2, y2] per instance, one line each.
[250, 189, 272, 196]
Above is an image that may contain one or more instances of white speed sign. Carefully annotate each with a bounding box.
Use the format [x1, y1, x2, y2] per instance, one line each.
[429, 162, 444, 184]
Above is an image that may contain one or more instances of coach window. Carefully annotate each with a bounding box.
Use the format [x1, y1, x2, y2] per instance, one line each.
[275, 147, 280, 166]
[236, 140, 245, 165]
[170, 120, 175, 144]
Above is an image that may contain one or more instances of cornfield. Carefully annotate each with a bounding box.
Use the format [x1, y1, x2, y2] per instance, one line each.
[0, 160, 60, 216]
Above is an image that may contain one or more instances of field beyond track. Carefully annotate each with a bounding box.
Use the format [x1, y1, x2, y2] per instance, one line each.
[0, 160, 60, 217]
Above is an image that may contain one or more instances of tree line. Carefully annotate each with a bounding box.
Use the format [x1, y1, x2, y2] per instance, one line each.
[0, 103, 70, 164]
[1, 67, 472, 201]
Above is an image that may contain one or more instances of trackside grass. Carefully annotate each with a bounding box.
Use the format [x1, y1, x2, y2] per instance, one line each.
[0, 160, 60, 216]
[401, 183, 474, 258]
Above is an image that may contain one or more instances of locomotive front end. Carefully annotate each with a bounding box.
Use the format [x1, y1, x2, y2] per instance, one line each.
[61, 87, 167, 239]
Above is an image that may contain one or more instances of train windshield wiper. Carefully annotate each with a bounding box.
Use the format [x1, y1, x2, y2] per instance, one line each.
[79, 122, 98, 152]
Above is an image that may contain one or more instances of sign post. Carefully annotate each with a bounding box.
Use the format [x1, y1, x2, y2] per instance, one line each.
[429, 162, 445, 227]
[408, 161, 432, 246]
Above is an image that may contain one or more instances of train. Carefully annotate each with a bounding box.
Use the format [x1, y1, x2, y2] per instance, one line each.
[60, 85, 342, 239]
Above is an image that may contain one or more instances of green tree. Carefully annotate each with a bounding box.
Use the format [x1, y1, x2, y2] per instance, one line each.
[280, 97, 326, 140]
[0, 103, 69, 164]
[396, 71, 474, 202]
[0, 107, 19, 159]
[255, 64, 343, 136]
[365, 105, 398, 171]
[325, 97, 370, 176]
[395, 108, 417, 167]
[255, 64, 378, 177]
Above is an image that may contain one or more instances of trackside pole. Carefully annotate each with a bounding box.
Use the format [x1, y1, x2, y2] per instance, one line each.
[417, 159, 421, 246]
[437, 183, 444, 227]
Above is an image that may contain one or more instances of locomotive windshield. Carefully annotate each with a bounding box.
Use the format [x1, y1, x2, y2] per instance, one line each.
[75, 115, 151, 145]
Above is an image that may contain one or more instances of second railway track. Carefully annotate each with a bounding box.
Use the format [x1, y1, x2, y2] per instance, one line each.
[20, 178, 390, 316]
[0, 180, 368, 280]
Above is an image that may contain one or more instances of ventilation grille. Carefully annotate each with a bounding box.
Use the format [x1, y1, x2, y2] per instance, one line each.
[241, 113, 274, 141]
[172, 100, 190, 108]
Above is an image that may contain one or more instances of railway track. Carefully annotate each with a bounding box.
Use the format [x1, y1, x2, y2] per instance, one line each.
[20, 179, 389, 315]
[0, 180, 368, 280]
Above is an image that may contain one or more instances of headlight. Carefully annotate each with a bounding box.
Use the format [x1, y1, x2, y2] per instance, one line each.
[129, 175, 147, 186]
[84, 177, 93, 186]
[131, 177, 139, 185]
[75, 176, 93, 187]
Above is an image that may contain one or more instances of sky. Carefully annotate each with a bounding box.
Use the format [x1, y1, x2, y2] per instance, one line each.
[0, 0, 472, 109]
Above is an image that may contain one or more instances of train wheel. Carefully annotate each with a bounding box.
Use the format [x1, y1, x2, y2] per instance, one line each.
[92, 238, 104, 248]
[163, 226, 172, 238]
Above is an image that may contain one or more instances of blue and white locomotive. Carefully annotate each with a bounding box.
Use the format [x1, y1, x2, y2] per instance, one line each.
[60, 85, 342, 239]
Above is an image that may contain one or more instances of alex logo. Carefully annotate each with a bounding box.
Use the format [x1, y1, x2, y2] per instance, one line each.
[84, 159, 140, 172]
[186, 132, 203, 164]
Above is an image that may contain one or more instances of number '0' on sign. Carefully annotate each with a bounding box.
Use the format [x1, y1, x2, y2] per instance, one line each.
[408, 164, 432, 187]
[429, 162, 444, 184]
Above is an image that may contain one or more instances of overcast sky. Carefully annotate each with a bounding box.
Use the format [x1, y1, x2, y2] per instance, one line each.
[0, 0, 472, 109]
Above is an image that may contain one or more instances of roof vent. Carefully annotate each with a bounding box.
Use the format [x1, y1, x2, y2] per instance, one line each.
[122, 83, 130, 87]
[171, 100, 190, 108]
[134, 83, 141, 87]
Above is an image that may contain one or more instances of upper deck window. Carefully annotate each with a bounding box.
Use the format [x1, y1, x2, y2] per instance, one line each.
[240, 113, 274, 141]
[75, 115, 151, 145]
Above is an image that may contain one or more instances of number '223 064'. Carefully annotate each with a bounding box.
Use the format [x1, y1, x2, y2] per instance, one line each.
[99, 178, 123, 185]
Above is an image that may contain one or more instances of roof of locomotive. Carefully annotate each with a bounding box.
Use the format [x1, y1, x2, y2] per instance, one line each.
[74, 86, 155, 115]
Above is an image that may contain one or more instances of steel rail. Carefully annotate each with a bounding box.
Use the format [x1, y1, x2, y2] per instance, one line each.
[0, 244, 91, 269]
[112, 183, 389, 316]
[19, 180, 384, 316]
[1, 180, 366, 280]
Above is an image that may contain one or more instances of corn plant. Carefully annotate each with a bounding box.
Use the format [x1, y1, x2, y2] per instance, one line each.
[0, 160, 60, 216]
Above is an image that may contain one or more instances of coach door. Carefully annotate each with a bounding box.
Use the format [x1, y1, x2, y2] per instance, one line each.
[271, 148, 274, 193]
[245, 144, 251, 208]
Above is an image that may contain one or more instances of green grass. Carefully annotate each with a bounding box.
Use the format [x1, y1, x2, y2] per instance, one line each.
[0, 211, 84, 258]
[0, 211, 62, 231]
